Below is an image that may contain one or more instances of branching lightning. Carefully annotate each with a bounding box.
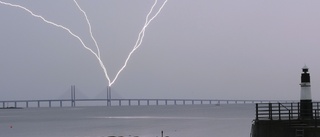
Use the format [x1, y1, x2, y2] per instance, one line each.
[0, 0, 112, 85]
[0, 0, 168, 87]
[73, 0, 101, 58]
[111, 0, 168, 86]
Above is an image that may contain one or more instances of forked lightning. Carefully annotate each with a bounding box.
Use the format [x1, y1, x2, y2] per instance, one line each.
[0, 0, 168, 87]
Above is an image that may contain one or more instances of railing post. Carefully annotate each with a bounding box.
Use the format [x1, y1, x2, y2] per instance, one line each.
[291, 103, 293, 119]
[49, 101, 51, 108]
[38, 101, 40, 108]
[14, 102, 17, 108]
[269, 103, 273, 120]
[129, 100, 131, 106]
[26, 102, 28, 108]
[317, 102, 319, 119]
[256, 104, 259, 120]
[315, 109, 317, 128]
[298, 102, 300, 119]
[289, 110, 291, 126]
[278, 103, 281, 120]
[317, 102, 319, 118]
[60, 101, 62, 107]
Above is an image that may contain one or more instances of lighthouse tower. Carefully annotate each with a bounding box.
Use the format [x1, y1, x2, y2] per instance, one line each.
[300, 65, 313, 119]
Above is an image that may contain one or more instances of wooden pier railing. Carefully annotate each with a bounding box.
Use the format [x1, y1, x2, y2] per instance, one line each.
[255, 102, 320, 120]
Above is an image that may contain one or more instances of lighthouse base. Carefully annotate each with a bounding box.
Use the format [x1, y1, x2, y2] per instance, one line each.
[301, 100, 313, 119]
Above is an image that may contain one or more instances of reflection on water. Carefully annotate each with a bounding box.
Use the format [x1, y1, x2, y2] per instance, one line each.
[0, 104, 254, 137]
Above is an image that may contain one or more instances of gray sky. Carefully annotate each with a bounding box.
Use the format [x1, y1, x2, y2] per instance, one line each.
[1, 0, 320, 100]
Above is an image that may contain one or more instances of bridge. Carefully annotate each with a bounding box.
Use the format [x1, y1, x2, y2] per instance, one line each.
[0, 99, 297, 108]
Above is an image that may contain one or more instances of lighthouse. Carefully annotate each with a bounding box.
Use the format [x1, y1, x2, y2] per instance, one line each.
[300, 65, 313, 119]
[250, 65, 320, 137]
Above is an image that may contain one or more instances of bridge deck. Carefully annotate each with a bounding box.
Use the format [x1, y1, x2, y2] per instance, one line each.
[0, 99, 295, 108]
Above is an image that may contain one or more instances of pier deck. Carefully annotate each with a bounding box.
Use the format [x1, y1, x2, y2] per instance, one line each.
[252, 102, 320, 137]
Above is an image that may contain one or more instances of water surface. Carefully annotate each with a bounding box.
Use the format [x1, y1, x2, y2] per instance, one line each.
[0, 104, 254, 137]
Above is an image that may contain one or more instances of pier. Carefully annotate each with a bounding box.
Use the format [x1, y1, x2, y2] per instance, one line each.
[250, 66, 320, 137]
[0, 98, 295, 108]
[251, 102, 320, 137]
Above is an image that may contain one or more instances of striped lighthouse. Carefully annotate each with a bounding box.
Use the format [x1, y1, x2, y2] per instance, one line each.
[300, 65, 313, 119]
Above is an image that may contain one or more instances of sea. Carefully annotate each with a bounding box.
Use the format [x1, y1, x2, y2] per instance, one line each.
[0, 104, 255, 137]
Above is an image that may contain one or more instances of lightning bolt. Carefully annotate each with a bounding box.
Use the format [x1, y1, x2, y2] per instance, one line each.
[0, 0, 168, 87]
[73, 0, 101, 58]
[0, 0, 112, 85]
[111, 0, 168, 86]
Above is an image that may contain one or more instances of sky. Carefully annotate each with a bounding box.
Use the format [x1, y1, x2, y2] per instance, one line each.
[1, 0, 320, 100]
